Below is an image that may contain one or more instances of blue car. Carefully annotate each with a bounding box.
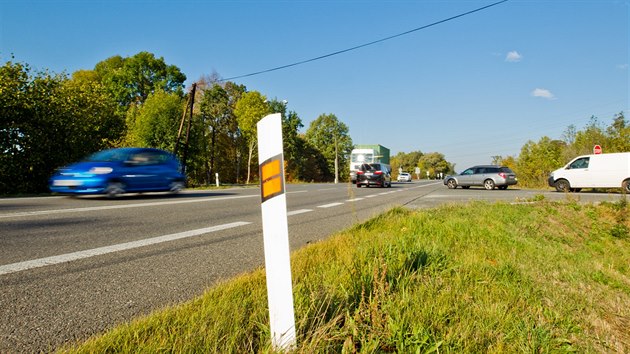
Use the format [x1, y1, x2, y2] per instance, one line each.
[49, 147, 186, 197]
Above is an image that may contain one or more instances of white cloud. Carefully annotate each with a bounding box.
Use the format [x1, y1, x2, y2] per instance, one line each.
[617, 64, 628, 70]
[505, 51, 522, 62]
[531, 88, 556, 100]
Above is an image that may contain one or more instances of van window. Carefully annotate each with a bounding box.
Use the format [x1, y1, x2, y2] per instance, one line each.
[569, 157, 589, 169]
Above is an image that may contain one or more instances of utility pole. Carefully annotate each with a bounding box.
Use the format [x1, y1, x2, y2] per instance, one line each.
[174, 83, 197, 173]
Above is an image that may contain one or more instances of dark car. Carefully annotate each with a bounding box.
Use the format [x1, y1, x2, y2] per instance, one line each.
[443, 165, 517, 190]
[356, 163, 392, 188]
[49, 147, 186, 197]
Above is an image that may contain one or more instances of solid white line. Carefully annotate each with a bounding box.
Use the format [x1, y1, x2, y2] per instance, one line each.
[286, 190, 308, 194]
[0, 221, 251, 276]
[0, 194, 259, 219]
[287, 209, 313, 216]
[365, 195, 377, 198]
[317, 202, 344, 208]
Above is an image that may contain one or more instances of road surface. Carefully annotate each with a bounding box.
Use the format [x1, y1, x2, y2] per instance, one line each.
[0, 181, 624, 352]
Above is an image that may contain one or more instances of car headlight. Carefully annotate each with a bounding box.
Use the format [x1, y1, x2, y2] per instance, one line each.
[89, 167, 113, 174]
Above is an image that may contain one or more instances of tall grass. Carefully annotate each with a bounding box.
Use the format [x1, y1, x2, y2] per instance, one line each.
[62, 198, 629, 353]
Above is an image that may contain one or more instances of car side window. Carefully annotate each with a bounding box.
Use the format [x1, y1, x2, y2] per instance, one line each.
[569, 157, 589, 169]
[129, 151, 165, 166]
[462, 169, 474, 175]
[476, 168, 485, 174]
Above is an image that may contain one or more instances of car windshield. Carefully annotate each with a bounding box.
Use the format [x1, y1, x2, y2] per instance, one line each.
[87, 149, 130, 162]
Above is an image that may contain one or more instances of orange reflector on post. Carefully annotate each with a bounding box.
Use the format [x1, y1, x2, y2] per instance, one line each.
[262, 159, 281, 181]
[260, 154, 284, 202]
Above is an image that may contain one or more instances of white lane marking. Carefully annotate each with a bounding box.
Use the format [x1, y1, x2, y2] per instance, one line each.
[317, 202, 344, 208]
[0, 221, 251, 276]
[287, 209, 313, 216]
[317, 188, 337, 191]
[346, 198, 364, 202]
[0, 194, 259, 219]
[286, 190, 308, 194]
[365, 195, 377, 198]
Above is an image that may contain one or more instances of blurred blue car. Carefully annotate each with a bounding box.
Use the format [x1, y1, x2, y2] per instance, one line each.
[49, 147, 186, 197]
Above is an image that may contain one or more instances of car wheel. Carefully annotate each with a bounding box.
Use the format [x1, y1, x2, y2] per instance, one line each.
[169, 181, 185, 193]
[623, 180, 630, 194]
[484, 179, 495, 190]
[555, 179, 570, 192]
[446, 179, 457, 189]
[357, 183, 361, 188]
[105, 181, 125, 198]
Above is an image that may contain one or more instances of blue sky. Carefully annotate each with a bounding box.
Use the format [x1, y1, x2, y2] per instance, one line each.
[1, 0, 628, 171]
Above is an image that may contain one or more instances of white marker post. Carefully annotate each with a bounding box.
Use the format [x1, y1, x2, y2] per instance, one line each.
[257, 113, 296, 350]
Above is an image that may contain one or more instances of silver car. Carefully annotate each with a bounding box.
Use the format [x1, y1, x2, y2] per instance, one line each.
[444, 165, 517, 190]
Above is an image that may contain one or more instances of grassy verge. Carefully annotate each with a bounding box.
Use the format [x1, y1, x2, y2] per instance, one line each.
[62, 198, 629, 353]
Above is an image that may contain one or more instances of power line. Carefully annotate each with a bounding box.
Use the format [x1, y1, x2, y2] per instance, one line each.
[221, 0, 510, 81]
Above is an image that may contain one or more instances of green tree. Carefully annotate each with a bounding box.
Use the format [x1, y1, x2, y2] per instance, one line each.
[268, 99, 307, 182]
[1, 60, 122, 194]
[572, 116, 608, 156]
[516, 137, 565, 187]
[125, 89, 184, 151]
[304, 114, 353, 183]
[234, 91, 268, 184]
[198, 83, 232, 184]
[417, 152, 453, 179]
[391, 151, 423, 176]
[92, 52, 186, 109]
[606, 112, 629, 152]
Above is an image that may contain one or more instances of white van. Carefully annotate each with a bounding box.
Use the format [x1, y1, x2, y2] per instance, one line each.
[548, 152, 630, 192]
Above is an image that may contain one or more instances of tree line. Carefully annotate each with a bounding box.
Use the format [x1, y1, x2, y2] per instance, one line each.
[1, 52, 354, 195]
[2, 51, 626, 195]
[389, 113, 628, 187]
[499, 113, 629, 187]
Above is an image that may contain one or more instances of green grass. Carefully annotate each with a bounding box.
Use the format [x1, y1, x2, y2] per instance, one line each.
[61, 198, 630, 353]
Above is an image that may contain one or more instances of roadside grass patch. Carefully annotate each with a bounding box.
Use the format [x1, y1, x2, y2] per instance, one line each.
[61, 199, 630, 353]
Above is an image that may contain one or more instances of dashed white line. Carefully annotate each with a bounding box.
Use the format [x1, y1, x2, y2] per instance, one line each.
[0, 221, 251, 276]
[287, 209, 313, 216]
[346, 198, 364, 202]
[317, 202, 344, 208]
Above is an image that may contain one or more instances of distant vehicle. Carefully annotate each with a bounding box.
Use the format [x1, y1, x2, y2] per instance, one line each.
[49, 147, 186, 197]
[356, 163, 392, 188]
[349, 145, 390, 183]
[444, 165, 517, 190]
[397, 172, 412, 182]
[548, 152, 630, 193]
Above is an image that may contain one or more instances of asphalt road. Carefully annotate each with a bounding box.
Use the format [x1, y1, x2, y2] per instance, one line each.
[0, 181, 625, 352]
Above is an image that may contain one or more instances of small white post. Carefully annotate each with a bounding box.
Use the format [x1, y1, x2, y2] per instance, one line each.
[215, 173, 220, 187]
